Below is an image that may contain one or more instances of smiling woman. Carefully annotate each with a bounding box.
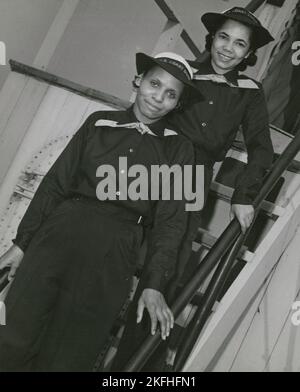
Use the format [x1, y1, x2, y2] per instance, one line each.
[0, 51, 203, 372]
[210, 19, 252, 74]
[111, 7, 275, 372]
[133, 66, 184, 122]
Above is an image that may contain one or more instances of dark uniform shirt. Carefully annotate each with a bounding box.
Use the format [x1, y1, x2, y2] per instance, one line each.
[168, 59, 274, 205]
[13, 108, 194, 292]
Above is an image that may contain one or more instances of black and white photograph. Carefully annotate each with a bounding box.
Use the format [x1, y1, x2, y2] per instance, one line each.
[0, 0, 299, 376]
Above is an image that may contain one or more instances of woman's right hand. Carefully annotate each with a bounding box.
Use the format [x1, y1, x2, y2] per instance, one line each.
[0, 245, 24, 280]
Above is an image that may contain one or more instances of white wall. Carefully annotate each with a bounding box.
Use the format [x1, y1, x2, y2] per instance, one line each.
[47, 0, 166, 100]
[0, 0, 63, 90]
[0, 0, 286, 101]
[47, 0, 253, 99]
[0, 0, 277, 100]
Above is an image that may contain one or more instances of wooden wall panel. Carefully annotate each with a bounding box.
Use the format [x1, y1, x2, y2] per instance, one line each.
[0, 80, 117, 254]
[229, 225, 300, 372]
[184, 188, 300, 372]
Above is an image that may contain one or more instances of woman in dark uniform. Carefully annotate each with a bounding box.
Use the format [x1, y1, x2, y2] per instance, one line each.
[112, 7, 275, 371]
[0, 52, 201, 371]
[171, 6, 275, 284]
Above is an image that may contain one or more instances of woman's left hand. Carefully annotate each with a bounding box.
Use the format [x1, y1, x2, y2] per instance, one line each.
[137, 288, 174, 340]
[230, 204, 255, 234]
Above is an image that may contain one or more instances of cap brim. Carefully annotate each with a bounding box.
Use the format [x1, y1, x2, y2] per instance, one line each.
[136, 52, 202, 96]
[201, 12, 274, 49]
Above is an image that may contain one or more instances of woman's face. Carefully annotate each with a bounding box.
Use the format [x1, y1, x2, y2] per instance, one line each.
[133, 66, 184, 124]
[211, 19, 252, 74]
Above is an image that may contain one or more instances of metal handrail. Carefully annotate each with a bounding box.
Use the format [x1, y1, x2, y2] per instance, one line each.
[123, 221, 240, 371]
[173, 219, 257, 371]
[121, 0, 289, 372]
[174, 122, 300, 370]
[123, 126, 300, 372]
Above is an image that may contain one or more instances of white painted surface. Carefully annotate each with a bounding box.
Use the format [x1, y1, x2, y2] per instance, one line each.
[33, 0, 80, 69]
[0, 0, 81, 190]
[183, 185, 300, 372]
[0, 0, 63, 90]
[257, 0, 299, 82]
[266, 292, 300, 372]
[152, 20, 183, 54]
[0, 0, 293, 99]
[47, 0, 166, 100]
[0, 77, 49, 186]
[230, 225, 300, 372]
[0, 81, 116, 219]
[212, 223, 300, 372]
[209, 272, 274, 372]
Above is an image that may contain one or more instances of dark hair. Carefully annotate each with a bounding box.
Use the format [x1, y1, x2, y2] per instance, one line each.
[205, 19, 259, 72]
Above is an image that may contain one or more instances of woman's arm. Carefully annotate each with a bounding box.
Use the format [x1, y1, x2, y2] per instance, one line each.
[138, 137, 196, 338]
[13, 112, 99, 252]
[232, 86, 274, 206]
[231, 86, 274, 232]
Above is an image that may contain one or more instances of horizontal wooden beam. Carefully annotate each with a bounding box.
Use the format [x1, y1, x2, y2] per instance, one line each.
[9, 60, 130, 110]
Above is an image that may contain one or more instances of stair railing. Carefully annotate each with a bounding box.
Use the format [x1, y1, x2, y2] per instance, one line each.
[122, 126, 300, 372]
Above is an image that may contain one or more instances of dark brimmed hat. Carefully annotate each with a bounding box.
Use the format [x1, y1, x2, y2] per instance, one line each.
[201, 7, 274, 49]
[136, 52, 202, 94]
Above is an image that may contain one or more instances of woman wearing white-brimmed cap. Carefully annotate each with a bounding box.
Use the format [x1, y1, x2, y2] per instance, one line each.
[0, 51, 201, 371]
[113, 7, 275, 372]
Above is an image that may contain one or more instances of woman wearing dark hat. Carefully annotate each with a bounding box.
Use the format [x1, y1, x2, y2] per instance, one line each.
[112, 7, 275, 371]
[0, 51, 201, 371]
[202, 6, 274, 72]
[167, 6, 275, 296]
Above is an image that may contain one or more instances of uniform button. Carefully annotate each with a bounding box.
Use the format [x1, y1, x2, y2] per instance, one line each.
[209, 100, 214, 105]
[202, 122, 207, 127]
[129, 148, 134, 153]
[116, 191, 121, 196]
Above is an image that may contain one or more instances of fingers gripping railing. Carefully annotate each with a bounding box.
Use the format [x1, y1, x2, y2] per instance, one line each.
[173, 127, 300, 371]
[173, 227, 254, 371]
[123, 128, 300, 372]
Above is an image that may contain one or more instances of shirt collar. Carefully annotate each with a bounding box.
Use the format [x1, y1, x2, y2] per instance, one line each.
[125, 105, 169, 137]
[192, 58, 239, 86]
